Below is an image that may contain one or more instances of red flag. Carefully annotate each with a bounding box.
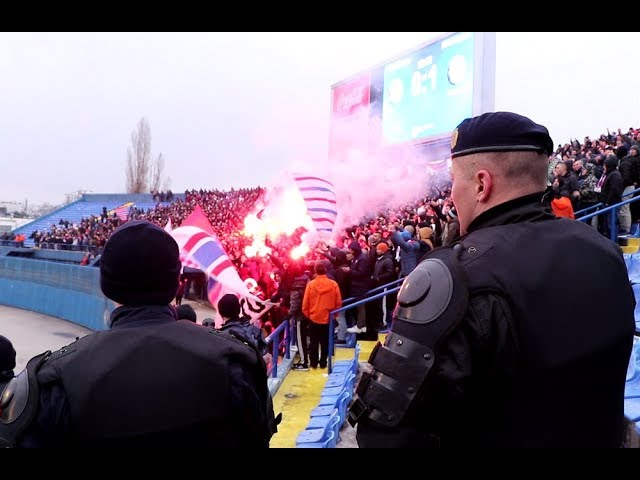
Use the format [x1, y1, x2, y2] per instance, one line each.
[181, 205, 216, 236]
[171, 208, 272, 325]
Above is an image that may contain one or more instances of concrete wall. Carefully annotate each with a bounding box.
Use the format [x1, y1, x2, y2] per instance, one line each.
[0, 257, 113, 331]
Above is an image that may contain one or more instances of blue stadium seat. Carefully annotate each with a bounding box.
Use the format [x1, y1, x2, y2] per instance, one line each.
[335, 332, 356, 348]
[633, 285, 640, 332]
[296, 426, 328, 444]
[306, 408, 341, 432]
[297, 410, 339, 447]
[318, 391, 344, 406]
[624, 398, 640, 422]
[296, 430, 336, 448]
[625, 339, 640, 425]
[322, 386, 345, 396]
[628, 255, 640, 284]
[324, 372, 356, 397]
[310, 405, 336, 417]
[319, 387, 350, 408]
[627, 381, 640, 399]
[627, 340, 640, 383]
[626, 341, 640, 400]
[335, 389, 352, 423]
[331, 358, 355, 374]
[325, 372, 350, 388]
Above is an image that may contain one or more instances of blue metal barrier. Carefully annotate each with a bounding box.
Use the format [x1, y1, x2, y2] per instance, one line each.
[340, 277, 404, 306]
[574, 203, 603, 217]
[576, 186, 640, 242]
[265, 318, 290, 378]
[0, 240, 24, 247]
[327, 284, 402, 374]
[577, 196, 640, 242]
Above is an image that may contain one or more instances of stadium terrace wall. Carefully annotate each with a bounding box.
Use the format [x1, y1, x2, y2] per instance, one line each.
[0, 257, 113, 331]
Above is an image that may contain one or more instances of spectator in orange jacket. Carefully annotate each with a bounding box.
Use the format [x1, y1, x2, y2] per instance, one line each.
[302, 260, 342, 369]
[551, 177, 575, 219]
[551, 196, 575, 219]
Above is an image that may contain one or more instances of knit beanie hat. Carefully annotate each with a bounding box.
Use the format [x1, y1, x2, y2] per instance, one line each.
[176, 304, 197, 323]
[376, 243, 389, 254]
[218, 293, 241, 319]
[100, 220, 181, 306]
[419, 227, 433, 240]
[202, 318, 215, 327]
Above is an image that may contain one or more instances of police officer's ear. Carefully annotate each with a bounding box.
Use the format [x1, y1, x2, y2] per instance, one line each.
[475, 170, 493, 203]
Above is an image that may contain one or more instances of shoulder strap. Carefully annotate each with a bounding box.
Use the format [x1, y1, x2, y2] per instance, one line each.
[348, 245, 469, 428]
[0, 351, 50, 448]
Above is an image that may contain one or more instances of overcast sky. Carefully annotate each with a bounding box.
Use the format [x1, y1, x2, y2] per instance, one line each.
[1, 32, 639, 205]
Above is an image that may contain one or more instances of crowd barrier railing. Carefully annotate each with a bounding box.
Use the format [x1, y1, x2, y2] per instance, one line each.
[327, 280, 403, 374]
[0, 240, 24, 247]
[265, 317, 291, 379]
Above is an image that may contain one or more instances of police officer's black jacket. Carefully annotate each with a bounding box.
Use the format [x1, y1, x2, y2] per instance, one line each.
[357, 192, 636, 448]
[18, 305, 274, 448]
[220, 316, 268, 357]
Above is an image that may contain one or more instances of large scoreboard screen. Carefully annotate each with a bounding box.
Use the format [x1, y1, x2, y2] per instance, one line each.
[381, 32, 475, 144]
[329, 32, 495, 165]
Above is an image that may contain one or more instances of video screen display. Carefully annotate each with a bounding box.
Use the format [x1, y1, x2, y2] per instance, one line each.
[381, 32, 475, 145]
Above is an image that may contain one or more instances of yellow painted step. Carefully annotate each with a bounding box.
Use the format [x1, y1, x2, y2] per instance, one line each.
[270, 365, 331, 448]
[626, 237, 640, 247]
[270, 346, 358, 448]
[621, 245, 639, 254]
[270, 335, 387, 448]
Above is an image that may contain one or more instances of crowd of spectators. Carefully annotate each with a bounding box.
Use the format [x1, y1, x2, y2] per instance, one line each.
[29, 209, 125, 252]
[19, 125, 640, 322]
[151, 190, 175, 203]
[0, 232, 26, 247]
[550, 127, 640, 236]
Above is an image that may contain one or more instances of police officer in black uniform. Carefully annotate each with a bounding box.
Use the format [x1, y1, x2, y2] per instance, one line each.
[0, 335, 16, 394]
[349, 112, 636, 448]
[218, 293, 270, 361]
[1, 220, 275, 448]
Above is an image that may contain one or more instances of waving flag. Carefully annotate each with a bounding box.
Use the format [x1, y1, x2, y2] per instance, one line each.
[170, 205, 271, 325]
[293, 175, 338, 241]
[109, 202, 135, 221]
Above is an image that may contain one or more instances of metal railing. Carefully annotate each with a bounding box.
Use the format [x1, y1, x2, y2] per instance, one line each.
[574, 202, 603, 217]
[265, 276, 405, 376]
[264, 317, 290, 378]
[36, 242, 97, 253]
[339, 277, 404, 306]
[327, 282, 402, 374]
[577, 192, 640, 242]
[0, 240, 24, 248]
[575, 185, 640, 220]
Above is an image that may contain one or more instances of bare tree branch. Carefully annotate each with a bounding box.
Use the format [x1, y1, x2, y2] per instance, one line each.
[125, 118, 152, 193]
[150, 153, 165, 193]
[162, 175, 172, 193]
